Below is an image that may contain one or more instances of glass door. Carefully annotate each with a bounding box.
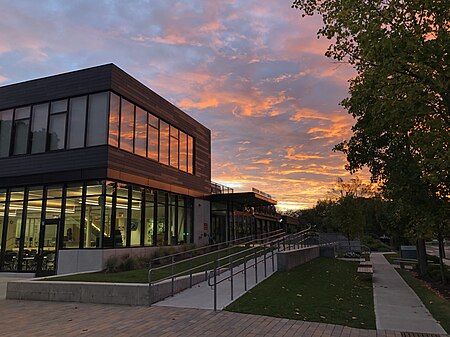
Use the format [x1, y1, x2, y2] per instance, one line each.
[36, 219, 60, 276]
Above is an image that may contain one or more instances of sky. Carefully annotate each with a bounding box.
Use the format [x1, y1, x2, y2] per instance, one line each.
[0, 0, 367, 210]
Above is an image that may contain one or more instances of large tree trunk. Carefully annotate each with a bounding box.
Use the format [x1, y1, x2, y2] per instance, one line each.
[416, 238, 428, 276]
[438, 233, 447, 284]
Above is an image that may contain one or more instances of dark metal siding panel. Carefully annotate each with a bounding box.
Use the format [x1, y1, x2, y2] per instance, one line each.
[107, 146, 210, 195]
[0, 64, 114, 110]
[0, 146, 109, 187]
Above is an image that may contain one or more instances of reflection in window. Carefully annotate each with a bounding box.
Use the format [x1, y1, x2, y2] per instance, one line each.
[159, 121, 169, 165]
[179, 131, 187, 172]
[0, 109, 13, 157]
[187, 135, 194, 174]
[48, 114, 66, 150]
[168, 194, 176, 245]
[22, 188, 42, 270]
[31, 104, 49, 154]
[120, 99, 134, 152]
[135, 107, 147, 157]
[86, 92, 109, 146]
[67, 96, 87, 149]
[13, 107, 30, 155]
[170, 126, 179, 169]
[108, 93, 120, 147]
[147, 114, 159, 161]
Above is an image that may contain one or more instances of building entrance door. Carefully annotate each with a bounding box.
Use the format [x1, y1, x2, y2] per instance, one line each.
[36, 219, 60, 277]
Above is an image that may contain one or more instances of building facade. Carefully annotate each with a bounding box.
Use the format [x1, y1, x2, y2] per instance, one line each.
[0, 64, 211, 275]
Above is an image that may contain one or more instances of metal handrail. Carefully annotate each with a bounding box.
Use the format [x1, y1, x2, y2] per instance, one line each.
[148, 229, 286, 305]
[207, 227, 316, 310]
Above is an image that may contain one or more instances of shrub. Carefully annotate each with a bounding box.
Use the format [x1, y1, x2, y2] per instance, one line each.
[361, 235, 391, 252]
[105, 255, 121, 273]
[119, 255, 138, 271]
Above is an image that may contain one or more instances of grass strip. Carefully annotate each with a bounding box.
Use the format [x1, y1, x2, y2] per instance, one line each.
[396, 269, 450, 333]
[48, 245, 264, 283]
[225, 257, 375, 329]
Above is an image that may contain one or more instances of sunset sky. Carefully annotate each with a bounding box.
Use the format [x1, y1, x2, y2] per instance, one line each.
[0, 1, 367, 210]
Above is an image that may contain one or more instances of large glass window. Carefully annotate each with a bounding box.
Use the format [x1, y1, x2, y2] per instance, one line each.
[170, 126, 179, 169]
[86, 92, 108, 146]
[84, 181, 103, 248]
[0, 189, 6, 259]
[178, 197, 186, 244]
[147, 114, 159, 161]
[45, 185, 62, 219]
[22, 186, 42, 271]
[168, 194, 176, 245]
[64, 196, 82, 249]
[156, 192, 166, 245]
[48, 100, 67, 150]
[13, 106, 30, 155]
[115, 184, 129, 247]
[4, 189, 25, 271]
[108, 93, 120, 147]
[119, 99, 134, 153]
[67, 96, 87, 149]
[135, 107, 147, 157]
[187, 135, 194, 174]
[159, 121, 169, 165]
[30, 103, 49, 154]
[0, 109, 13, 157]
[130, 187, 142, 247]
[179, 131, 188, 172]
[144, 190, 155, 246]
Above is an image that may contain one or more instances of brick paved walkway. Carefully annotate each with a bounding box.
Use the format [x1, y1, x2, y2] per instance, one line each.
[1, 300, 447, 337]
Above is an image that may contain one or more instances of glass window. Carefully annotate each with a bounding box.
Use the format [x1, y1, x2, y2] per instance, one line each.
[46, 185, 62, 219]
[64, 198, 81, 249]
[66, 184, 83, 198]
[156, 192, 166, 245]
[108, 93, 120, 147]
[144, 190, 154, 246]
[130, 195, 142, 247]
[86, 182, 102, 196]
[103, 199, 113, 248]
[86, 92, 108, 146]
[48, 113, 66, 150]
[119, 99, 134, 152]
[67, 96, 87, 149]
[179, 131, 188, 172]
[0, 189, 6, 202]
[51, 100, 67, 114]
[4, 189, 25, 271]
[159, 121, 169, 165]
[84, 203, 102, 248]
[178, 203, 186, 244]
[0, 109, 13, 157]
[187, 135, 194, 174]
[30, 103, 49, 153]
[135, 107, 147, 157]
[168, 194, 176, 244]
[147, 121, 159, 161]
[170, 126, 179, 168]
[0, 189, 6, 257]
[23, 188, 42, 271]
[13, 107, 31, 155]
[115, 197, 128, 247]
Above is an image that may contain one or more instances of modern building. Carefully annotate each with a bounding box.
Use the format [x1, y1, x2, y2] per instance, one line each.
[0, 64, 286, 276]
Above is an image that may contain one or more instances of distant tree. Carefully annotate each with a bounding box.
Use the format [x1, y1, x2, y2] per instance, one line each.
[292, 0, 450, 276]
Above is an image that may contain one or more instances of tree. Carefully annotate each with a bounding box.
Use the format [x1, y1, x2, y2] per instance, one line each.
[292, 0, 450, 276]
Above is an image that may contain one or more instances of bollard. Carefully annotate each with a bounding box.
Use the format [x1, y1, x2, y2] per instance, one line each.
[214, 259, 217, 311]
[189, 251, 193, 288]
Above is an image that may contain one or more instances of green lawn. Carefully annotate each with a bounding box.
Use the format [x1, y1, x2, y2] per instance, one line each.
[49, 245, 263, 283]
[225, 257, 375, 329]
[397, 269, 450, 333]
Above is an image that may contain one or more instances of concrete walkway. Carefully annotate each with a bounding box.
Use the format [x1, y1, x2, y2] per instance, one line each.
[372, 253, 446, 334]
[156, 252, 278, 310]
